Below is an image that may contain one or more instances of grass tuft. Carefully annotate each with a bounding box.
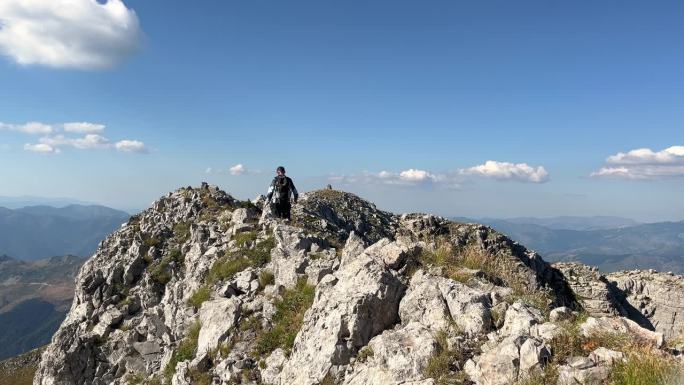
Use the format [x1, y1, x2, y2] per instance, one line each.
[187, 285, 211, 309]
[416, 241, 553, 316]
[234, 231, 258, 248]
[253, 277, 315, 357]
[173, 222, 191, 244]
[424, 330, 468, 385]
[164, 321, 201, 382]
[259, 270, 275, 289]
[610, 346, 681, 385]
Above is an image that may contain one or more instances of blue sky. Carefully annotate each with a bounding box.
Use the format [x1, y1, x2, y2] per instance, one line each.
[0, 0, 683, 221]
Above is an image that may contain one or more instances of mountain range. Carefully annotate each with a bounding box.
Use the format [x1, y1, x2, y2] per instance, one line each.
[0, 205, 131, 261]
[455, 216, 684, 273]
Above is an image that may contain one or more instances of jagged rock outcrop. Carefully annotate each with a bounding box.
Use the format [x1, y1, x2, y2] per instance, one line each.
[556, 262, 684, 342]
[33, 185, 684, 385]
[608, 269, 684, 340]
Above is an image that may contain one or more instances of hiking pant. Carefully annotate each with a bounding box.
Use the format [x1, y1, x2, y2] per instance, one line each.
[274, 201, 291, 220]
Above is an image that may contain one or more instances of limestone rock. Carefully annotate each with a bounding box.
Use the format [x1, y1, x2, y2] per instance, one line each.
[197, 297, 241, 354]
[607, 269, 684, 341]
[399, 270, 452, 333]
[275, 243, 405, 385]
[553, 263, 623, 318]
[465, 335, 550, 385]
[344, 322, 437, 385]
[499, 302, 544, 338]
[580, 316, 664, 348]
[549, 306, 575, 322]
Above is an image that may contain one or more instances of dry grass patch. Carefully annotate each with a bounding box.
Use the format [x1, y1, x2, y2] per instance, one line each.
[416, 240, 552, 315]
[610, 346, 682, 385]
[424, 330, 469, 385]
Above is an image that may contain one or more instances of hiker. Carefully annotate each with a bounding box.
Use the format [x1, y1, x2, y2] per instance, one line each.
[266, 166, 298, 220]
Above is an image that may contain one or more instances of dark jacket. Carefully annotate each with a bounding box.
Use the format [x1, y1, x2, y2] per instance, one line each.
[266, 176, 298, 204]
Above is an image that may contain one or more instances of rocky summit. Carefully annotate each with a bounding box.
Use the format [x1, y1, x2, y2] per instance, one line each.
[33, 185, 684, 385]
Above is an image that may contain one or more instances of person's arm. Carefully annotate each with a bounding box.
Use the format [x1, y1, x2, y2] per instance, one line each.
[266, 179, 275, 202]
[289, 178, 299, 203]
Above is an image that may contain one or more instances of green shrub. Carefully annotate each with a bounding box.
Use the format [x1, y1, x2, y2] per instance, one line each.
[149, 259, 172, 285]
[143, 235, 162, 248]
[173, 222, 191, 244]
[148, 248, 187, 286]
[164, 321, 201, 381]
[206, 237, 275, 285]
[188, 285, 211, 309]
[207, 256, 251, 285]
[253, 278, 315, 356]
[169, 248, 184, 264]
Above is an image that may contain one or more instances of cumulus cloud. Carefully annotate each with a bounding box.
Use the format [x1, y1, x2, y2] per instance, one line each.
[0, 121, 53, 134]
[63, 122, 105, 134]
[40, 134, 111, 149]
[591, 146, 684, 179]
[1, 120, 147, 154]
[229, 164, 247, 175]
[0, 0, 142, 70]
[330, 169, 454, 188]
[205, 164, 262, 176]
[460, 160, 550, 183]
[115, 140, 147, 153]
[330, 161, 550, 188]
[24, 143, 60, 154]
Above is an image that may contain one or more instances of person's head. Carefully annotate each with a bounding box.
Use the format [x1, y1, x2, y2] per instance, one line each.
[276, 166, 285, 176]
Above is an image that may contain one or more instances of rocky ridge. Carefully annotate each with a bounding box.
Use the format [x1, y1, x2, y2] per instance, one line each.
[33, 185, 684, 385]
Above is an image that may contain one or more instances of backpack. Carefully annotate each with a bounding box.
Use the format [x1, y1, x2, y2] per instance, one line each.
[273, 176, 290, 203]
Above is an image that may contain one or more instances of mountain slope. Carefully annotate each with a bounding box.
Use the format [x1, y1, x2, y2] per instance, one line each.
[0, 205, 130, 260]
[461, 217, 684, 273]
[0, 255, 85, 360]
[33, 185, 683, 385]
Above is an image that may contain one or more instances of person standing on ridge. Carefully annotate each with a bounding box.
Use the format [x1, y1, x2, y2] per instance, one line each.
[266, 166, 298, 220]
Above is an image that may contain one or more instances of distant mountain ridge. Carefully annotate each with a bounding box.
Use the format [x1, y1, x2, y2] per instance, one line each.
[485, 215, 641, 231]
[0, 204, 131, 261]
[455, 216, 684, 273]
[0, 195, 94, 209]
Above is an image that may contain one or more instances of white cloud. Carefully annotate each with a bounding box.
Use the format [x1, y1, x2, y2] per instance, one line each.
[0, 121, 53, 134]
[63, 122, 105, 134]
[606, 146, 684, 165]
[115, 140, 147, 153]
[205, 164, 262, 176]
[460, 161, 550, 183]
[229, 164, 247, 175]
[330, 169, 456, 188]
[3, 120, 148, 154]
[0, 0, 142, 70]
[592, 146, 684, 179]
[24, 143, 60, 154]
[331, 161, 550, 188]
